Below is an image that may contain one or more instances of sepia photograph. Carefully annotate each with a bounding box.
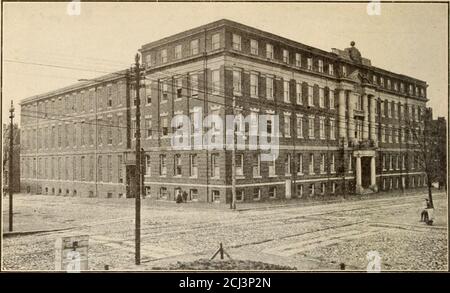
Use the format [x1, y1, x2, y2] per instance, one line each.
[1, 0, 448, 279]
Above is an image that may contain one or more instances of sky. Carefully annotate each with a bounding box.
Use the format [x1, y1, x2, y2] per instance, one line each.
[2, 1, 448, 125]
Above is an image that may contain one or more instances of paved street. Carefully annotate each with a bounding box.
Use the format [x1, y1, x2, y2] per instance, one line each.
[2, 190, 448, 271]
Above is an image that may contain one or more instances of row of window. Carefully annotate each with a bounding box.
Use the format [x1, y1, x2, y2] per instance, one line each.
[148, 152, 338, 179]
[21, 116, 125, 150]
[381, 153, 422, 171]
[20, 155, 124, 184]
[21, 83, 125, 125]
[377, 100, 424, 122]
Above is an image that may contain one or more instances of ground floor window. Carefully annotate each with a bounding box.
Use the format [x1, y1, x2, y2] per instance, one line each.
[160, 187, 168, 200]
[107, 192, 113, 198]
[212, 190, 220, 202]
[331, 182, 336, 194]
[253, 188, 261, 200]
[296, 184, 303, 198]
[145, 186, 151, 197]
[269, 186, 277, 198]
[309, 184, 315, 197]
[321, 183, 326, 195]
[190, 189, 198, 201]
[236, 190, 244, 202]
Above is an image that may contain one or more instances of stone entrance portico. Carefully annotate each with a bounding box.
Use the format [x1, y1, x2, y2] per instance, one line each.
[354, 150, 378, 194]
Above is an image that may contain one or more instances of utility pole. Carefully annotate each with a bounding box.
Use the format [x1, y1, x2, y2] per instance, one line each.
[230, 90, 236, 210]
[134, 53, 142, 265]
[9, 100, 15, 232]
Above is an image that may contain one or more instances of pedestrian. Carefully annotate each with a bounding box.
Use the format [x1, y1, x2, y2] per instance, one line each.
[420, 198, 432, 222]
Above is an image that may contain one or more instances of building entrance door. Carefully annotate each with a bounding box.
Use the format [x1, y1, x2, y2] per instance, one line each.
[361, 157, 371, 188]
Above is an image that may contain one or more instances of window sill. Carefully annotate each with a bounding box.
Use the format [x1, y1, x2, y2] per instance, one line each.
[253, 175, 262, 179]
[173, 175, 182, 178]
[159, 175, 167, 178]
[189, 176, 198, 179]
[297, 172, 303, 176]
[268, 175, 278, 178]
[211, 176, 220, 180]
[174, 98, 182, 102]
[236, 175, 245, 179]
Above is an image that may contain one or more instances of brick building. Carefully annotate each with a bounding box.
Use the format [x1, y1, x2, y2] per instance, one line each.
[20, 19, 430, 202]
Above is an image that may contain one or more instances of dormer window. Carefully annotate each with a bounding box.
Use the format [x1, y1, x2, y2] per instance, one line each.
[342, 65, 347, 77]
[175, 45, 182, 59]
[373, 75, 377, 84]
[250, 39, 258, 55]
[318, 59, 323, 73]
[161, 49, 167, 63]
[232, 34, 241, 51]
[190, 39, 199, 55]
[387, 79, 391, 89]
[266, 43, 274, 59]
[307, 58, 313, 70]
[295, 53, 301, 67]
[283, 49, 289, 63]
[380, 77, 384, 87]
[329, 64, 334, 75]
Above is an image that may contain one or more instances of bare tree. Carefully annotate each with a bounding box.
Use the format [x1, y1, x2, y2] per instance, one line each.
[408, 108, 442, 209]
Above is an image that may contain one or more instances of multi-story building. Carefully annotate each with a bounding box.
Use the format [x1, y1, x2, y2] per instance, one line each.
[19, 70, 137, 197]
[426, 112, 447, 190]
[20, 19, 429, 202]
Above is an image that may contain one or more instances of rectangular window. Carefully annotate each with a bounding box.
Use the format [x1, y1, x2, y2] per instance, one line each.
[253, 188, 261, 200]
[118, 155, 123, 183]
[269, 186, 277, 198]
[190, 39, 199, 55]
[174, 154, 182, 176]
[233, 70, 242, 95]
[236, 190, 244, 202]
[308, 116, 315, 139]
[319, 117, 325, 139]
[250, 39, 258, 55]
[250, 73, 258, 97]
[232, 34, 241, 51]
[329, 64, 334, 75]
[190, 74, 198, 96]
[329, 90, 335, 109]
[269, 156, 276, 177]
[330, 119, 336, 140]
[283, 80, 290, 103]
[309, 154, 315, 174]
[330, 154, 336, 173]
[283, 49, 289, 63]
[295, 53, 301, 67]
[159, 155, 167, 176]
[107, 117, 113, 145]
[308, 86, 314, 106]
[145, 118, 152, 138]
[307, 58, 313, 70]
[284, 114, 291, 137]
[161, 117, 168, 136]
[174, 78, 182, 100]
[212, 70, 220, 95]
[318, 59, 324, 73]
[190, 154, 198, 178]
[266, 77, 274, 99]
[161, 49, 167, 63]
[117, 116, 123, 144]
[107, 155, 112, 182]
[319, 88, 325, 108]
[297, 185, 304, 197]
[145, 155, 150, 176]
[296, 114, 303, 138]
[342, 65, 347, 77]
[211, 154, 220, 178]
[266, 43, 274, 59]
[97, 155, 102, 182]
[296, 83, 302, 105]
[320, 154, 325, 174]
[285, 154, 291, 175]
[236, 154, 243, 176]
[175, 44, 182, 59]
[297, 154, 303, 175]
[212, 33, 220, 50]
[253, 154, 261, 177]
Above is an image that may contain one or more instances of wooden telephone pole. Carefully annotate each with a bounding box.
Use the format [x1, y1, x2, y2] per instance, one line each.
[134, 54, 142, 265]
[9, 101, 15, 232]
